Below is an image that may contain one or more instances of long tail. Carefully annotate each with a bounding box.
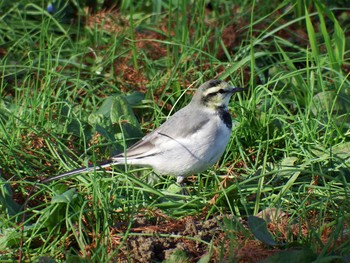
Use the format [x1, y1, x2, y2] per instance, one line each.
[40, 160, 114, 183]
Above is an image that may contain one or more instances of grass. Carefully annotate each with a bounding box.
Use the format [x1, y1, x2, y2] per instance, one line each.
[1, 0, 350, 262]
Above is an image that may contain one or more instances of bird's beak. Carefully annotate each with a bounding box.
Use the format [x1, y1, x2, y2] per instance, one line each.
[230, 87, 248, 93]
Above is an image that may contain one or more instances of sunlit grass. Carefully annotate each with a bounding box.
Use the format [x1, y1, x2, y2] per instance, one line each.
[1, 0, 350, 261]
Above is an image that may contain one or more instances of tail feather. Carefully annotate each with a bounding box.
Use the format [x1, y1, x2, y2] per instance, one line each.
[41, 160, 114, 183]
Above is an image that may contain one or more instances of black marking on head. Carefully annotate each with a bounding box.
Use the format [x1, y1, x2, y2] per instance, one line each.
[208, 79, 223, 88]
[218, 88, 226, 94]
[218, 107, 232, 129]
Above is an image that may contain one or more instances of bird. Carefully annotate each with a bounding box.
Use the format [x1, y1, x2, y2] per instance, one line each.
[41, 79, 246, 185]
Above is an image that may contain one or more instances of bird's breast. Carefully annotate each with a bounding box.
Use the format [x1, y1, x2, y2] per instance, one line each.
[154, 115, 231, 176]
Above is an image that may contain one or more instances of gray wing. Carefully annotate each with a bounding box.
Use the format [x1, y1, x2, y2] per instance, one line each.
[113, 106, 210, 159]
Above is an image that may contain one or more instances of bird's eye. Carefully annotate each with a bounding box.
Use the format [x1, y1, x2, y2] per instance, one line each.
[218, 89, 225, 94]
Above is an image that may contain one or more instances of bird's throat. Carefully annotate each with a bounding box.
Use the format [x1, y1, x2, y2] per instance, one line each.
[218, 107, 232, 129]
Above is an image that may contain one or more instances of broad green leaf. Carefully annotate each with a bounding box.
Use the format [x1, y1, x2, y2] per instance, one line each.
[110, 95, 140, 127]
[248, 216, 278, 246]
[95, 96, 116, 118]
[88, 95, 143, 144]
[110, 95, 143, 141]
[0, 177, 22, 217]
[261, 249, 316, 263]
[51, 188, 77, 203]
[125, 91, 144, 105]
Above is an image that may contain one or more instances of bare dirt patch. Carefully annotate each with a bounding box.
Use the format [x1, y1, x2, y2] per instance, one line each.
[110, 211, 281, 262]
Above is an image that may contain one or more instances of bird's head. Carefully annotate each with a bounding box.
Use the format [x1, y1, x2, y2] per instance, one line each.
[192, 79, 246, 109]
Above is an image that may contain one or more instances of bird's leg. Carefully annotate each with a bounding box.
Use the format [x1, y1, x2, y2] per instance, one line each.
[177, 176, 190, 195]
[177, 176, 186, 188]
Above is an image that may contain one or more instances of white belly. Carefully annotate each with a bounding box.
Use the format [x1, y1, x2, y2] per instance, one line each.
[144, 117, 231, 177]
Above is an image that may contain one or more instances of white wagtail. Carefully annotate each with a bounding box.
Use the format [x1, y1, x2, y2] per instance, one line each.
[42, 80, 246, 185]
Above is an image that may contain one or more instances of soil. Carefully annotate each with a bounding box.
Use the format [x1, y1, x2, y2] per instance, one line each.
[112, 211, 280, 262]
